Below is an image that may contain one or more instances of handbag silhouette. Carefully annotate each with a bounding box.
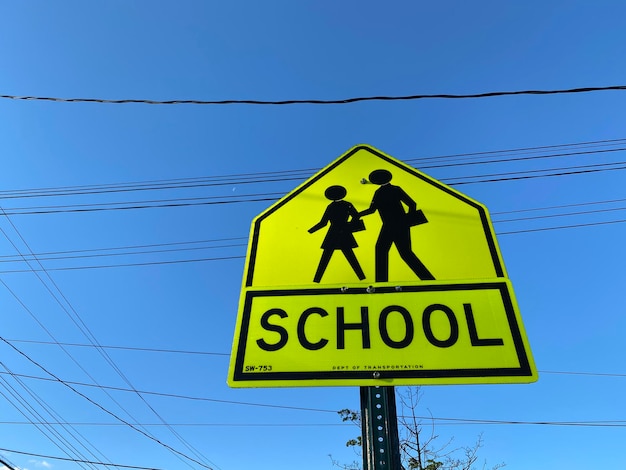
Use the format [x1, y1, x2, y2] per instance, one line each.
[349, 217, 366, 232]
[406, 209, 428, 226]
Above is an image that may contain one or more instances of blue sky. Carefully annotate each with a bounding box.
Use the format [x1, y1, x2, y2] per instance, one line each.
[1, 1, 626, 469]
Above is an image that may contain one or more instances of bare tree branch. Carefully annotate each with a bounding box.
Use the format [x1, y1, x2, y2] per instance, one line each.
[332, 388, 504, 470]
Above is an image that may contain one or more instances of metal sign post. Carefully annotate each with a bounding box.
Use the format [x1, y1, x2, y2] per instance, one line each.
[360, 386, 401, 470]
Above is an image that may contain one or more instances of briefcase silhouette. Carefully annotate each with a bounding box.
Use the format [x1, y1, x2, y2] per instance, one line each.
[406, 209, 428, 226]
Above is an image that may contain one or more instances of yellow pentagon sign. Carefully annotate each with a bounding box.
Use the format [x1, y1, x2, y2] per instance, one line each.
[228, 145, 537, 387]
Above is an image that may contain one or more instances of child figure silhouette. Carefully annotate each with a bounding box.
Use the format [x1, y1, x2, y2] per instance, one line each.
[308, 185, 366, 283]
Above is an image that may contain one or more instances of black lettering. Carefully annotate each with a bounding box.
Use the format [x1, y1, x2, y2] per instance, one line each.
[379, 305, 414, 349]
[337, 306, 371, 349]
[256, 308, 289, 351]
[422, 304, 459, 348]
[464, 303, 504, 346]
[297, 307, 329, 350]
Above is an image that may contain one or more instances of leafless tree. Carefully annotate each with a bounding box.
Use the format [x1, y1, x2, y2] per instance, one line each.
[331, 387, 505, 470]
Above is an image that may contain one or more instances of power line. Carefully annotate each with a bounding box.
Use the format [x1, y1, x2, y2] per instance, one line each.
[0, 210, 219, 470]
[451, 162, 626, 186]
[0, 368, 107, 469]
[497, 217, 626, 235]
[0, 215, 624, 273]
[0, 170, 314, 199]
[3, 415, 626, 429]
[0, 237, 246, 260]
[2, 85, 626, 106]
[494, 205, 626, 224]
[0, 446, 165, 470]
[539, 370, 626, 378]
[406, 137, 626, 163]
[0, 255, 243, 273]
[1, 196, 278, 216]
[2, 140, 626, 205]
[413, 146, 626, 169]
[0, 179, 303, 201]
[4, 341, 626, 379]
[0, 456, 18, 470]
[443, 159, 626, 183]
[1, 421, 350, 427]
[0, 242, 247, 264]
[0, 338, 216, 470]
[1, 192, 625, 268]
[397, 416, 626, 428]
[0, 149, 625, 218]
[491, 196, 626, 216]
[5, 338, 229, 356]
[0, 369, 337, 413]
[1, 166, 624, 217]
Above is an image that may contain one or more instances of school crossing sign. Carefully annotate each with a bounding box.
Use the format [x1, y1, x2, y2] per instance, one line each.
[227, 145, 537, 387]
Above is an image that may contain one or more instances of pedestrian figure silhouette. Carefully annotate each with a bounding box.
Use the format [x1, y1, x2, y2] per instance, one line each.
[308, 185, 366, 283]
[359, 169, 435, 282]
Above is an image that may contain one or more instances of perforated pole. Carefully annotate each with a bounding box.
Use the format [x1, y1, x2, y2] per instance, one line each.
[360, 386, 402, 470]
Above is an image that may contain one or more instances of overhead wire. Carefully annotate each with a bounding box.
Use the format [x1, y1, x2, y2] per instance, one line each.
[0, 255, 244, 273]
[3, 347, 626, 403]
[0, 178, 305, 201]
[4, 338, 626, 378]
[0, 197, 624, 272]
[2, 421, 348, 427]
[2, 203, 227, 469]
[3, 409, 626, 470]
[496, 218, 626, 235]
[0, 137, 625, 204]
[6, 338, 230, 356]
[0, 367, 337, 413]
[0, 168, 315, 199]
[491, 196, 626, 216]
[451, 161, 626, 185]
[0, 216, 221, 468]
[2, 85, 626, 106]
[412, 145, 626, 168]
[0, 164, 624, 216]
[1, 139, 625, 222]
[1, 193, 283, 213]
[0, 338, 216, 470]
[0, 274, 123, 469]
[0, 217, 177, 462]
[0, 370, 103, 470]
[3, 367, 626, 432]
[0, 446, 165, 470]
[0, 456, 18, 470]
[3, 417, 626, 428]
[0, 189, 625, 269]
[0, 241, 247, 264]
[406, 137, 626, 162]
[4, 415, 626, 428]
[17, 338, 626, 380]
[0, 286, 192, 468]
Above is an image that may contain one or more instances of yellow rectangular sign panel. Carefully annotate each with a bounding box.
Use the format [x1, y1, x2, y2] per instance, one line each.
[228, 280, 537, 387]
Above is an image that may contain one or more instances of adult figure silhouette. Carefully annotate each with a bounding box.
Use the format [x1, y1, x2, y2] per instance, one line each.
[359, 169, 434, 282]
[308, 185, 366, 283]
